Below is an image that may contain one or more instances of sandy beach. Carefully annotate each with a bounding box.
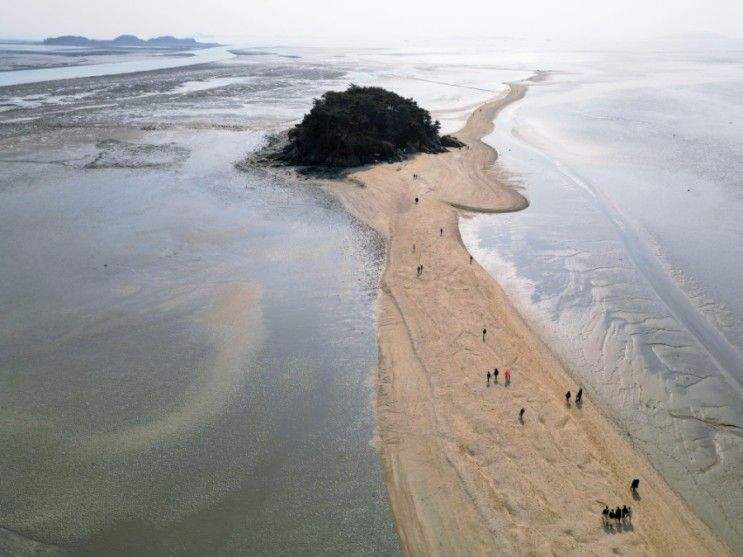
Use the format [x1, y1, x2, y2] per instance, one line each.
[325, 80, 735, 556]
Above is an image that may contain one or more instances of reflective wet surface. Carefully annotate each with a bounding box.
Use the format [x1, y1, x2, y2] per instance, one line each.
[0, 48, 403, 556]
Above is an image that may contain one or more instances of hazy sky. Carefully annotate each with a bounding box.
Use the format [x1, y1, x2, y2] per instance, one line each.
[3, 0, 743, 43]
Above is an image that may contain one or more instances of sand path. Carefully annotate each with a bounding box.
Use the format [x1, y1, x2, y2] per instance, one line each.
[327, 82, 733, 556]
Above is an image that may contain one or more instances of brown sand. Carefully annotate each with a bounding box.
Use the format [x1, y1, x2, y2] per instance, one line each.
[325, 83, 733, 556]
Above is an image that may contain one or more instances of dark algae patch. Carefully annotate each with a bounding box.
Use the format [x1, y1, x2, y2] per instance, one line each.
[268, 84, 464, 168]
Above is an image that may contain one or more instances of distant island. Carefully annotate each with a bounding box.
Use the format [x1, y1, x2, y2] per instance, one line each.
[269, 85, 464, 168]
[43, 34, 220, 49]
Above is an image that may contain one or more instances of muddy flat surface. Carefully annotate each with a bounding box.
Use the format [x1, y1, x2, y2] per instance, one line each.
[0, 51, 400, 556]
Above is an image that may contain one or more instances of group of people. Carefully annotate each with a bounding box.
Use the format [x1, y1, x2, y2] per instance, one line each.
[601, 481, 640, 530]
[486, 367, 511, 385]
[602, 505, 632, 528]
[565, 388, 584, 405]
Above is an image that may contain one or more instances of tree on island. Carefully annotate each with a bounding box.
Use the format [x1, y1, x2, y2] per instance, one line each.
[275, 85, 463, 167]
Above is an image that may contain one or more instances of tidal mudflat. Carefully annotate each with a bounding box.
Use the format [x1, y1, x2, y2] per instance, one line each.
[461, 48, 743, 550]
[0, 49, 402, 556]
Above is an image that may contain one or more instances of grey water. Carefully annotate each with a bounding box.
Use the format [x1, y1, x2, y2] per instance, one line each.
[0, 47, 405, 555]
[462, 48, 743, 550]
[0, 44, 236, 86]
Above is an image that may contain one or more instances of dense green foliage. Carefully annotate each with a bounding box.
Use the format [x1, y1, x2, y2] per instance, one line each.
[276, 85, 463, 167]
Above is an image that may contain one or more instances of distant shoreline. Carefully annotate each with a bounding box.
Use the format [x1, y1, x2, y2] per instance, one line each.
[42, 34, 220, 49]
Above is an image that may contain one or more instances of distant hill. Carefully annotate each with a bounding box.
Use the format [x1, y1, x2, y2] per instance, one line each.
[43, 35, 219, 49]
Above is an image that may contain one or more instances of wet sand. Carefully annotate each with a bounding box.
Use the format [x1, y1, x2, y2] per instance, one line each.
[87, 282, 265, 454]
[325, 81, 734, 555]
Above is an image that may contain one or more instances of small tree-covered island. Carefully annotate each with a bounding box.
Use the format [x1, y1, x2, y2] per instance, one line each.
[270, 85, 464, 168]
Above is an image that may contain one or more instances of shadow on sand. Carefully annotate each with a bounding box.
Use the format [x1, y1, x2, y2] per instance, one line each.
[603, 521, 634, 535]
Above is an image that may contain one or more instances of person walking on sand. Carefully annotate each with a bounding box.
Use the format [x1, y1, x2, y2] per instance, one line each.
[615, 507, 622, 526]
[420, 264, 424, 275]
[415, 197, 419, 204]
[494, 368, 499, 383]
[440, 228, 443, 237]
[631, 478, 640, 492]
[412, 243, 415, 253]
[565, 391, 571, 405]
[486, 370, 491, 385]
[576, 388, 583, 403]
[470, 255, 473, 264]
[602, 505, 609, 526]
[504, 368, 511, 384]
[482, 328, 487, 341]
[622, 505, 629, 524]
[519, 408, 525, 421]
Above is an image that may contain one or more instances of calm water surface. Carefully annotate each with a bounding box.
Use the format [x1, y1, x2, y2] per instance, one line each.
[0, 48, 406, 556]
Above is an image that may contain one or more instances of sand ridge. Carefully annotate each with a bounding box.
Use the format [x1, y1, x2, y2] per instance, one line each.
[86, 282, 265, 454]
[325, 81, 734, 556]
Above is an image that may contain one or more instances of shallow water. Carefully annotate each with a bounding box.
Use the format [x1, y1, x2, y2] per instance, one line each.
[0, 125, 403, 554]
[0, 44, 236, 87]
[461, 49, 743, 550]
[0, 50, 405, 556]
